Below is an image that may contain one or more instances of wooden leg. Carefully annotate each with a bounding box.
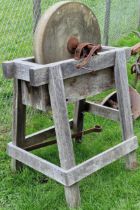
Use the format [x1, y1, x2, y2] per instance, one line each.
[114, 49, 138, 169]
[49, 66, 80, 208]
[11, 79, 26, 172]
[73, 100, 85, 143]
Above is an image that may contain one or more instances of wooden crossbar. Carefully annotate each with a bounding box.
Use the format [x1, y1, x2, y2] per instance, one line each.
[7, 136, 138, 187]
[24, 119, 73, 150]
[86, 101, 120, 121]
[66, 136, 138, 186]
[7, 142, 68, 185]
[3, 47, 131, 86]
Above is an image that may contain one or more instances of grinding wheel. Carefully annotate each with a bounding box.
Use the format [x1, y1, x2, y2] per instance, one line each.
[34, 1, 101, 64]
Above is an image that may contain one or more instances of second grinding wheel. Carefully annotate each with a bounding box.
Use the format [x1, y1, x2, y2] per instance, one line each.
[34, 1, 101, 64]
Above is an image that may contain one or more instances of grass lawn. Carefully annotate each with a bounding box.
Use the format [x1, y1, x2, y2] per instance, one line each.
[0, 0, 140, 209]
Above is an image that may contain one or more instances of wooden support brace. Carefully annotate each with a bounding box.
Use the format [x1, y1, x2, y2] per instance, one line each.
[7, 142, 68, 185]
[48, 65, 80, 208]
[3, 47, 131, 86]
[7, 136, 138, 187]
[24, 120, 73, 150]
[86, 101, 120, 121]
[114, 49, 138, 169]
[11, 79, 26, 172]
[66, 136, 138, 185]
[73, 100, 85, 142]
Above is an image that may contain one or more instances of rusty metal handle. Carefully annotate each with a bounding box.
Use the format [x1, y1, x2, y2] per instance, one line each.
[74, 43, 101, 69]
[72, 125, 102, 139]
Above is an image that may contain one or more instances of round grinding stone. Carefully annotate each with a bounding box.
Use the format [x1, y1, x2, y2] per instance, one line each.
[34, 1, 101, 64]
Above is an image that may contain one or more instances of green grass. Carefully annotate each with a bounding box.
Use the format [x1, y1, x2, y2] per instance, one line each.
[1, 0, 140, 209]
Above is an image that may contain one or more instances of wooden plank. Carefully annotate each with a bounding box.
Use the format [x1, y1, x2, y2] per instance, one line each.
[2, 61, 14, 78]
[49, 65, 80, 208]
[30, 47, 131, 86]
[25, 140, 57, 151]
[73, 100, 85, 142]
[21, 81, 50, 111]
[24, 123, 100, 151]
[64, 68, 115, 101]
[86, 101, 120, 121]
[11, 79, 26, 171]
[15, 60, 42, 82]
[7, 136, 138, 187]
[22, 68, 115, 109]
[66, 136, 138, 186]
[2, 59, 42, 80]
[7, 142, 68, 186]
[24, 119, 73, 149]
[3, 47, 131, 85]
[114, 49, 138, 169]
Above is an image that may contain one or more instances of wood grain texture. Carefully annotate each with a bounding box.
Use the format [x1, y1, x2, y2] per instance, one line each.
[66, 136, 138, 186]
[2, 61, 14, 78]
[114, 49, 138, 169]
[24, 119, 73, 149]
[30, 47, 131, 86]
[7, 142, 68, 185]
[73, 100, 85, 142]
[21, 81, 50, 111]
[22, 67, 115, 110]
[86, 101, 120, 121]
[3, 47, 131, 86]
[11, 79, 26, 171]
[7, 136, 138, 187]
[49, 65, 80, 208]
[64, 68, 115, 102]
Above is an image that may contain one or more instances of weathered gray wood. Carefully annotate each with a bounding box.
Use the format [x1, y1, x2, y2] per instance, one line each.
[86, 101, 120, 121]
[30, 47, 131, 86]
[25, 140, 57, 151]
[22, 68, 115, 110]
[21, 81, 50, 111]
[24, 120, 73, 149]
[33, 0, 41, 32]
[3, 59, 42, 80]
[7, 142, 68, 185]
[7, 136, 138, 187]
[114, 49, 138, 169]
[64, 68, 115, 102]
[3, 47, 131, 86]
[49, 65, 80, 208]
[73, 100, 85, 142]
[66, 136, 138, 186]
[24, 123, 99, 150]
[2, 61, 14, 78]
[15, 60, 42, 82]
[11, 79, 26, 171]
[103, 0, 111, 45]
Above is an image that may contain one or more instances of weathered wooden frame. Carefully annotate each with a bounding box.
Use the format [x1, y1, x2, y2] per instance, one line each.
[7, 136, 138, 186]
[3, 46, 138, 208]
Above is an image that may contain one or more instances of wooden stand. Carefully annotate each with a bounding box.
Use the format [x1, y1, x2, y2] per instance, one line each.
[3, 47, 138, 208]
